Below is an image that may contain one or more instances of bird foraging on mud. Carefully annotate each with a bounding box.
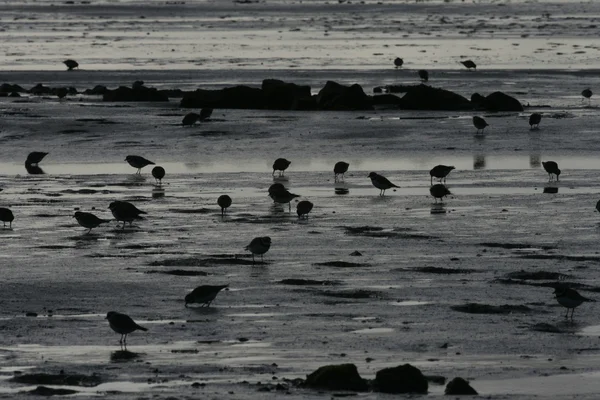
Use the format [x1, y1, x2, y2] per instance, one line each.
[430, 165, 455, 185]
[217, 194, 232, 217]
[185, 285, 229, 308]
[269, 186, 300, 212]
[63, 59, 79, 71]
[125, 155, 155, 174]
[430, 184, 451, 203]
[272, 158, 291, 176]
[182, 112, 200, 126]
[73, 211, 111, 234]
[106, 311, 147, 345]
[542, 161, 561, 181]
[394, 57, 403, 68]
[582, 88, 593, 105]
[553, 286, 594, 320]
[245, 236, 271, 263]
[461, 60, 476, 70]
[26, 152, 48, 166]
[0, 207, 14, 228]
[368, 172, 399, 196]
[151, 166, 165, 184]
[529, 113, 542, 130]
[418, 70, 429, 82]
[199, 108, 213, 121]
[297, 200, 314, 219]
[334, 161, 349, 182]
[472, 116, 488, 134]
[109, 201, 146, 229]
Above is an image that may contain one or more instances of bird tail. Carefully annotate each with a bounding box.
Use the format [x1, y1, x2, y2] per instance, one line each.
[136, 324, 148, 331]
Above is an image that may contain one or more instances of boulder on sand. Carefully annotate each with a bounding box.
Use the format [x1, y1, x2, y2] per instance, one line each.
[180, 85, 265, 109]
[304, 364, 368, 392]
[262, 79, 315, 110]
[445, 377, 478, 395]
[482, 91, 523, 111]
[373, 364, 428, 394]
[316, 81, 372, 110]
[394, 84, 472, 110]
[103, 84, 169, 102]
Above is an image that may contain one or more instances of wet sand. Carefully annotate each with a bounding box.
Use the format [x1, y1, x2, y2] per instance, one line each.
[2, 0, 600, 398]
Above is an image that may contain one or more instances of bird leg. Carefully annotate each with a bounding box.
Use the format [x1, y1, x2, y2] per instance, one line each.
[288, 203, 291, 212]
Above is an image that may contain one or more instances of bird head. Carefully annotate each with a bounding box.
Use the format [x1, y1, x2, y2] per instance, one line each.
[108, 202, 118, 210]
[262, 237, 272, 245]
[368, 172, 377, 179]
[106, 311, 116, 320]
[184, 294, 192, 307]
[449, 166, 456, 171]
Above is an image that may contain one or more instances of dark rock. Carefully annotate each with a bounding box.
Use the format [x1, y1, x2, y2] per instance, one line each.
[349, 251, 362, 256]
[25, 312, 38, 317]
[103, 85, 169, 102]
[505, 270, 565, 280]
[304, 364, 368, 392]
[279, 278, 337, 286]
[373, 86, 383, 93]
[180, 85, 265, 109]
[396, 84, 472, 110]
[30, 83, 53, 95]
[426, 375, 447, 385]
[483, 91, 524, 111]
[445, 377, 478, 395]
[413, 266, 476, 274]
[84, 85, 108, 95]
[28, 386, 78, 396]
[373, 364, 428, 394]
[11, 372, 102, 387]
[314, 261, 369, 268]
[451, 303, 532, 314]
[262, 79, 314, 110]
[9, 92, 21, 97]
[371, 93, 403, 106]
[316, 81, 372, 111]
[159, 89, 186, 98]
[0, 83, 26, 93]
[471, 92, 486, 107]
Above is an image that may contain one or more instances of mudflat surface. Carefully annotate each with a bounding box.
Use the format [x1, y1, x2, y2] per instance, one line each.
[2, 0, 600, 398]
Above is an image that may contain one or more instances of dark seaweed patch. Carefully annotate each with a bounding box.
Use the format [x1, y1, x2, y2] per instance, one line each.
[518, 254, 600, 262]
[280, 279, 338, 286]
[320, 290, 381, 299]
[480, 242, 555, 250]
[11, 372, 102, 387]
[505, 270, 567, 280]
[451, 303, 532, 314]
[411, 266, 477, 274]
[148, 257, 254, 267]
[169, 208, 212, 214]
[314, 261, 370, 268]
[145, 269, 208, 276]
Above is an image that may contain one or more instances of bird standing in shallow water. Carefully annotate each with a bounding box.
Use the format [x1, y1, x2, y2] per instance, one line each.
[245, 237, 271, 263]
[0, 208, 14, 228]
[182, 112, 200, 126]
[334, 161, 349, 182]
[26, 152, 48, 166]
[217, 194, 232, 217]
[368, 172, 400, 196]
[430, 184, 451, 203]
[429, 165, 455, 185]
[185, 285, 228, 307]
[272, 158, 291, 176]
[553, 286, 594, 320]
[472, 116, 488, 134]
[73, 211, 111, 234]
[394, 57, 403, 68]
[125, 155, 155, 174]
[109, 201, 146, 229]
[63, 59, 79, 71]
[542, 161, 561, 181]
[297, 200, 314, 219]
[418, 70, 429, 82]
[152, 166, 165, 184]
[461, 60, 476, 70]
[582, 88, 593, 105]
[269, 186, 300, 212]
[529, 113, 542, 130]
[106, 311, 147, 346]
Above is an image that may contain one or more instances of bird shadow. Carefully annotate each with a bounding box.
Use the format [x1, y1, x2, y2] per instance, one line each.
[110, 349, 142, 363]
[334, 183, 349, 195]
[543, 186, 559, 194]
[186, 306, 220, 315]
[430, 203, 447, 214]
[152, 187, 165, 199]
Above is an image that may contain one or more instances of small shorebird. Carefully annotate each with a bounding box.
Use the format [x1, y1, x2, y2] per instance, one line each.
[0, 208, 14, 228]
[461, 60, 476, 70]
[430, 184, 451, 203]
[418, 70, 429, 82]
[151, 166, 165, 184]
[272, 158, 291, 176]
[368, 172, 400, 196]
[529, 113, 542, 130]
[26, 152, 48, 166]
[106, 311, 147, 345]
[297, 200, 314, 219]
[63, 59, 79, 71]
[185, 284, 229, 307]
[582, 88, 593, 105]
[542, 161, 561, 181]
[245, 236, 271, 263]
[269, 187, 300, 212]
[217, 194, 232, 217]
[109, 201, 146, 229]
[473, 116, 489, 134]
[554, 286, 594, 320]
[334, 161, 349, 182]
[73, 211, 111, 233]
[182, 112, 200, 126]
[394, 57, 403, 68]
[125, 155, 155, 174]
[199, 108, 213, 121]
[596, 199, 600, 214]
[430, 165, 455, 185]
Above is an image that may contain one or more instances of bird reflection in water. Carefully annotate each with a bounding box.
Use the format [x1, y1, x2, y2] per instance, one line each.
[430, 203, 447, 215]
[152, 187, 165, 199]
[334, 183, 349, 195]
[110, 350, 141, 362]
[25, 162, 45, 175]
[543, 186, 559, 194]
[473, 155, 486, 170]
